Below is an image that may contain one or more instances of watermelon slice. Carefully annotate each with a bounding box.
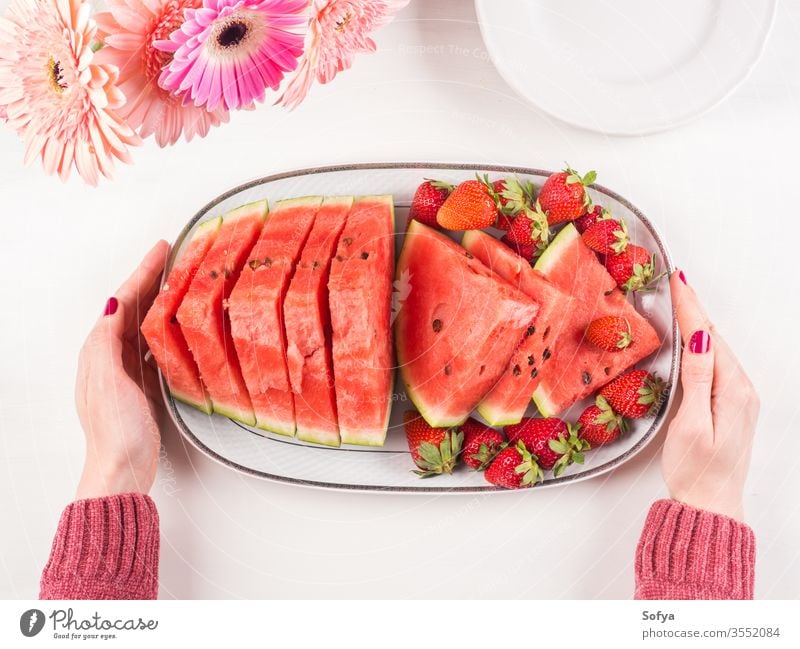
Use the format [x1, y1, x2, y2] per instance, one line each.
[141, 217, 221, 413]
[177, 201, 268, 424]
[532, 223, 661, 416]
[461, 229, 569, 426]
[395, 220, 540, 428]
[284, 196, 354, 446]
[328, 195, 395, 446]
[228, 196, 322, 436]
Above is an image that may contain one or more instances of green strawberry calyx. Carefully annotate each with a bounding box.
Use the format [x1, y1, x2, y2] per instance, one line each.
[425, 179, 455, 194]
[497, 175, 537, 215]
[469, 439, 505, 472]
[610, 219, 629, 255]
[592, 395, 630, 435]
[413, 429, 464, 478]
[636, 374, 667, 416]
[512, 440, 544, 486]
[548, 423, 591, 477]
[521, 199, 551, 248]
[615, 318, 633, 349]
[564, 165, 597, 209]
[622, 253, 667, 293]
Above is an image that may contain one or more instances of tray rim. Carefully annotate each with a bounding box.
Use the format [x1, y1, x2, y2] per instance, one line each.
[162, 162, 680, 494]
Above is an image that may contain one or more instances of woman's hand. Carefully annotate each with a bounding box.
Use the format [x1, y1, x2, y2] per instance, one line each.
[75, 241, 170, 500]
[662, 270, 760, 521]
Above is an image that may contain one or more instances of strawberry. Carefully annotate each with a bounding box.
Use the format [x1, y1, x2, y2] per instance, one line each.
[492, 176, 536, 230]
[586, 315, 634, 352]
[436, 178, 498, 230]
[484, 441, 543, 489]
[582, 218, 628, 255]
[501, 235, 537, 262]
[574, 204, 609, 234]
[408, 179, 454, 229]
[604, 244, 663, 292]
[577, 395, 628, 447]
[599, 370, 666, 419]
[504, 418, 589, 475]
[537, 165, 596, 225]
[404, 411, 463, 477]
[460, 418, 505, 471]
[505, 199, 550, 244]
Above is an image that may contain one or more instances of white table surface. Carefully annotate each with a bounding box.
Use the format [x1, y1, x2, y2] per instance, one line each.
[2, 0, 799, 599]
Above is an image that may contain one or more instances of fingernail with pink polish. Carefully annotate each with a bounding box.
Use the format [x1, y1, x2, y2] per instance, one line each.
[689, 330, 710, 354]
[103, 297, 118, 316]
[678, 270, 687, 284]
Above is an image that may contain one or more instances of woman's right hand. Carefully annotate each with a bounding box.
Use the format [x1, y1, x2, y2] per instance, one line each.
[661, 271, 760, 521]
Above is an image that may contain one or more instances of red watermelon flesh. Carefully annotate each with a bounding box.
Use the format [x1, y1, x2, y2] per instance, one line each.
[284, 196, 354, 447]
[141, 217, 221, 413]
[177, 201, 268, 424]
[228, 196, 322, 436]
[460, 229, 569, 426]
[395, 220, 541, 428]
[328, 196, 395, 446]
[532, 223, 661, 416]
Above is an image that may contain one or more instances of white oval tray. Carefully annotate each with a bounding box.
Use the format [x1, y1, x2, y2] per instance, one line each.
[162, 163, 679, 492]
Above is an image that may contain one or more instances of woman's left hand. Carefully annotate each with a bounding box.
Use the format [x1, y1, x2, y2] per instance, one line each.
[75, 241, 170, 500]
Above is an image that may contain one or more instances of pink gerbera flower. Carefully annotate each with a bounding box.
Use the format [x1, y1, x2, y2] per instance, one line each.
[279, 0, 408, 110]
[94, 0, 230, 148]
[156, 0, 308, 111]
[0, 0, 140, 185]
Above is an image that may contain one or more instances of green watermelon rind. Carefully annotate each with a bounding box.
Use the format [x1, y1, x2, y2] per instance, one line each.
[213, 403, 257, 427]
[170, 388, 213, 416]
[256, 417, 296, 437]
[530, 224, 578, 418]
[296, 428, 341, 447]
[224, 199, 268, 222]
[337, 195, 396, 447]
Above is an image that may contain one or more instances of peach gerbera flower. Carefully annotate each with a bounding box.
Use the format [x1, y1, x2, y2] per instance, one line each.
[279, 0, 408, 110]
[94, 0, 230, 147]
[0, 0, 140, 185]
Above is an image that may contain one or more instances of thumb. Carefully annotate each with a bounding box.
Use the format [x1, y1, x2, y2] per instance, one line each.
[679, 330, 714, 411]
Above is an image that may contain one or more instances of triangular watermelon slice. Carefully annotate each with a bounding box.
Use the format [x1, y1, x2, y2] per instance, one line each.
[532, 224, 661, 416]
[329, 195, 396, 446]
[177, 201, 268, 424]
[141, 217, 221, 413]
[284, 196, 354, 447]
[228, 196, 322, 436]
[395, 220, 540, 428]
[461, 229, 569, 426]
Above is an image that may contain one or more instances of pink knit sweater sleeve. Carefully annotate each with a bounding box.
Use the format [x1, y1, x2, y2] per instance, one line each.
[40, 493, 160, 600]
[635, 499, 756, 600]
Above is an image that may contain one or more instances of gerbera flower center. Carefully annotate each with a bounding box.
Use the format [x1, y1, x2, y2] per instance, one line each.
[218, 21, 248, 48]
[145, 2, 195, 83]
[206, 12, 264, 59]
[47, 56, 67, 93]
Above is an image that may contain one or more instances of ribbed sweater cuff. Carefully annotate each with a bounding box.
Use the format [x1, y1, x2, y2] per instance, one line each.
[635, 499, 755, 600]
[40, 493, 160, 600]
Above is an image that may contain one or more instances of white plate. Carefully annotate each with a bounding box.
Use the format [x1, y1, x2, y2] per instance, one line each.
[163, 163, 678, 493]
[474, 0, 776, 135]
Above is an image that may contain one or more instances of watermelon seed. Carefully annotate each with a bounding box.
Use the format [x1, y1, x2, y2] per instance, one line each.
[582, 371, 592, 385]
[223, 269, 231, 278]
[543, 326, 551, 339]
[313, 260, 321, 270]
[361, 251, 370, 260]
[465, 251, 474, 259]
[248, 259, 259, 270]
[526, 325, 536, 337]
[335, 255, 344, 262]
[432, 319, 442, 332]
[263, 257, 272, 267]
[170, 315, 178, 324]
[479, 365, 486, 375]
[343, 237, 353, 246]
[512, 364, 521, 376]
[209, 270, 218, 279]
[530, 367, 538, 379]
[527, 355, 535, 365]
[444, 364, 452, 376]
[604, 367, 611, 375]
[542, 348, 551, 360]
